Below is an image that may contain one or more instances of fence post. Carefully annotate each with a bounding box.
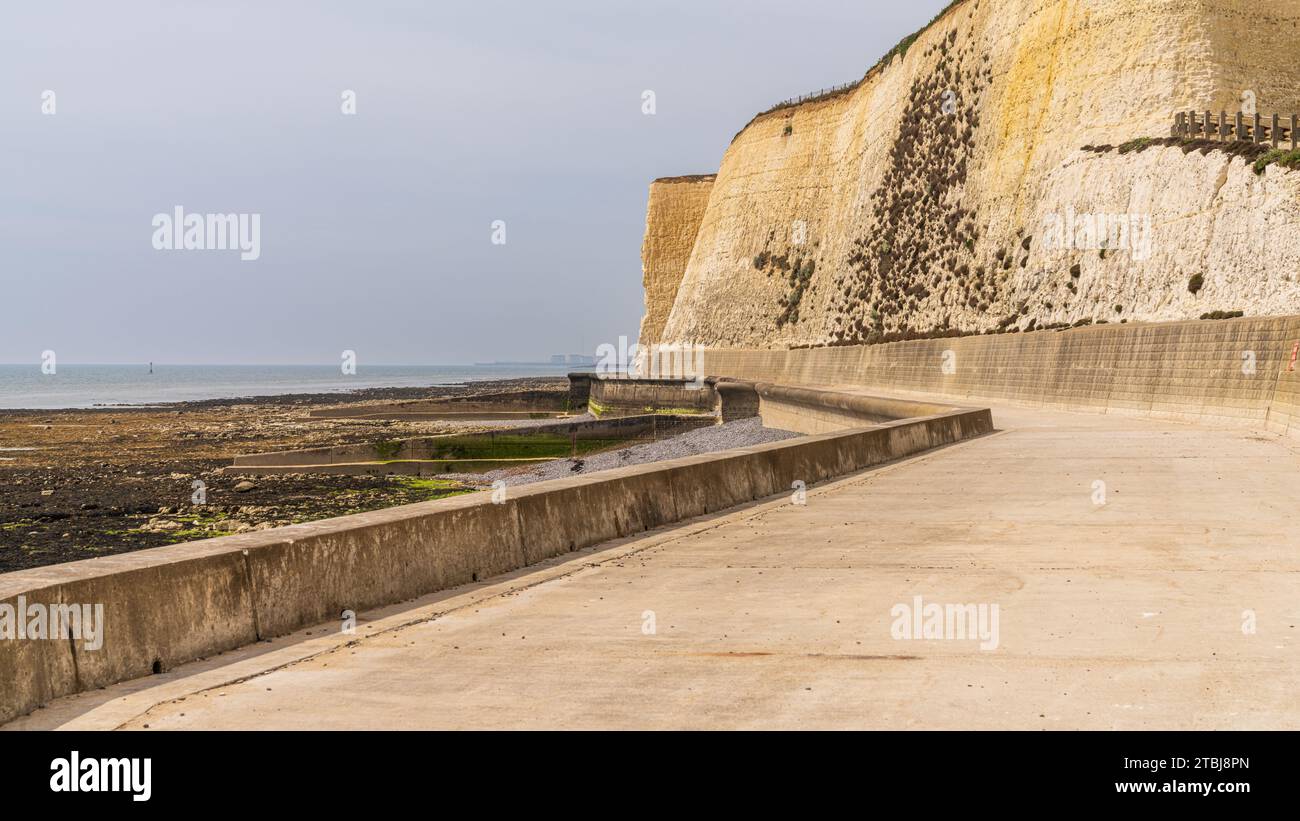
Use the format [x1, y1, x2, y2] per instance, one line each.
[1273, 114, 1281, 148]
[1293, 115, 1298, 151]
[1220, 110, 1228, 141]
[1206, 110, 1213, 141]
[1236, 112, 1244, 142]
[1254, 113, 1262, 144]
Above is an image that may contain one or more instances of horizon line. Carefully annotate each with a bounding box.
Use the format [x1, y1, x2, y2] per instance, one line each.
[0, 361, 582, 368]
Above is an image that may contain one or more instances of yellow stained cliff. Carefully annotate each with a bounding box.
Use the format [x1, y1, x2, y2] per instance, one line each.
[644, 0, 1300, 349]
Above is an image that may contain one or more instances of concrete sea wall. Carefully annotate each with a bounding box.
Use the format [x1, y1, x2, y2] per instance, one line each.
[0, 394, 990, 723]
[231, 414, 717, 469]
[587, 376, 717, 417]
[704, 315, 1300, 437]
[752, 383, 959, 435]
[310, 389, 574, 420]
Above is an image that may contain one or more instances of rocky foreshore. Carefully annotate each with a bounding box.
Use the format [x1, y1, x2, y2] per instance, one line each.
[0, 377, 566, 572]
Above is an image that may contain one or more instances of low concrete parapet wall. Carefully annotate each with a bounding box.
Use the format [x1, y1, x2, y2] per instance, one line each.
[0, 395, 991, 723]
[229, 458, 553, 478]
[715, 379, 760, 422]
[313, 410, 571, 422]
[231, 414, 716, 469]
[753, 383, 959, 434]
[1273, 361, 1300, 436]
[310, 389, 574, 420]
[567, 372, 592, 409]
[588, 375, 716, 417]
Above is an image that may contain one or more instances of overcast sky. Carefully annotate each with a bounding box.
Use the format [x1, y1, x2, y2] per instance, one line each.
[0, 0, 949, 365]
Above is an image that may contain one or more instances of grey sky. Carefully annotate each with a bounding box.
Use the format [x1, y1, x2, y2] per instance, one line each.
[1, 0, 949, 365]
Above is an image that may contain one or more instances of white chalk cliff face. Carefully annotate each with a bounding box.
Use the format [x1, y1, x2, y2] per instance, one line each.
[647, 0, 1300, 349]
[638, 177, 715, 348]
[1023, 145, 1300, 325]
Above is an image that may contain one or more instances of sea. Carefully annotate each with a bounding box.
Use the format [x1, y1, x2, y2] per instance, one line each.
[0, 364, 583, 410]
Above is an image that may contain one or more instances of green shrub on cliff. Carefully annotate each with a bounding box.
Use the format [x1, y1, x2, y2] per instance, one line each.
[1253, 149, 1300, 175]
[1118, 137, 1155, 155]
[870, 0, 967, 75]
[1200, 310, 1244, 320]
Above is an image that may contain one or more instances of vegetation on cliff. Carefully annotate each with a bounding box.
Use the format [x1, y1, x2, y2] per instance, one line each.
[1084, 137, 1300, 175]
[868, 0, 970, 77]
[746, 0, 973, 128]
[657, 1, 1300, 351]
[752, 245, 818, 327]
[829, 28, 992, 345]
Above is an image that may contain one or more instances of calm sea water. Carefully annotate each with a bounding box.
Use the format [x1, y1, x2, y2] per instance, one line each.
[0, 364, 580, 410]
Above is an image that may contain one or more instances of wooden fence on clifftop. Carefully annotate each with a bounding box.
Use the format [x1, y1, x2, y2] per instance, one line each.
[763, 82, 860, 115]
[1172, 110, 1299, 150]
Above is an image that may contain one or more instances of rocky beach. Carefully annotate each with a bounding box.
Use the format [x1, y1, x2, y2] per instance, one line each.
[0, 377, 566, 572]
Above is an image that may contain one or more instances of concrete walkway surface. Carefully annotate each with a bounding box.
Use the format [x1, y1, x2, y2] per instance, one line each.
[7, 398, 1298, 730]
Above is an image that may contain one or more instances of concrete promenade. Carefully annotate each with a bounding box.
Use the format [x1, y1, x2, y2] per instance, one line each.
[8, 398, 1299, 730]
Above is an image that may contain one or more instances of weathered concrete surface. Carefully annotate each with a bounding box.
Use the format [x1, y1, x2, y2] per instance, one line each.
[587, 376, 716, 418]
[309, 390, 573, 419]
[705, 316, 1300, 439]
[0, 394, 985, 724]
[231, 413, 716, 468]
[754, 382, 958, 434]
[10, 399, 1297, 730]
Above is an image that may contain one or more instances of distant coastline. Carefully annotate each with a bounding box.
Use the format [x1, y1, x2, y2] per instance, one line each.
[0, 363, 588, 410]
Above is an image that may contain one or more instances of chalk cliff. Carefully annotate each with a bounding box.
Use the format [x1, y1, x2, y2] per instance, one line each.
[643, 0, 1300, 348]
[638, 175, 715, 347]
